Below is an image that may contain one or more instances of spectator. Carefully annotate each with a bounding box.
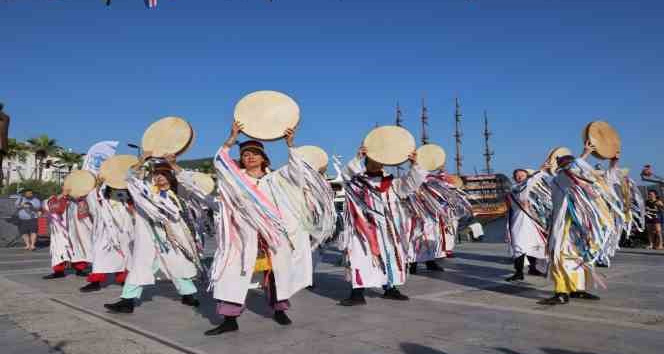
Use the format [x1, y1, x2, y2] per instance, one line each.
[642, 165, 664, 193]
[645, 190, 664, 250]
[14, 189, 42, 251]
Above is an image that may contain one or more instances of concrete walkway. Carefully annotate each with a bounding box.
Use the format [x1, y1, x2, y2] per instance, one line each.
[1, 240, 663, 354]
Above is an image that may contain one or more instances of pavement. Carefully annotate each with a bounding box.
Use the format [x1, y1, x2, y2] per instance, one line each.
[1, 229, 664, 354]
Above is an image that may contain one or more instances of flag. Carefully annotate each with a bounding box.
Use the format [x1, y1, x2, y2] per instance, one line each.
[82, 141, 119, 175]
[145, 0, 158, 8]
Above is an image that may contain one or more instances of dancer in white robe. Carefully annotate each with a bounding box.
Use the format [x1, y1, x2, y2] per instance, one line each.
[104, 156, 201, 314]
[204, 122, 335, 336]
[540, 142, 624, 305]
[80, 185, 134, 292]
[504, 168, 552, 281]
[43, 189, 93, 279]
[408, 170, 472, 274]
[338, 146, 426, 306]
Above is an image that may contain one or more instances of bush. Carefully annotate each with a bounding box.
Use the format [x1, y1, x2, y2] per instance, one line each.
[1, 179, 62, 200]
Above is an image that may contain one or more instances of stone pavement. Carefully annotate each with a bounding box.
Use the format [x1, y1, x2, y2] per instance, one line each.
[1, 238, 664, 354]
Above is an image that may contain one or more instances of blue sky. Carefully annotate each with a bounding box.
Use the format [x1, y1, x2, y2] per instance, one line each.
[2, 0, 663, 178]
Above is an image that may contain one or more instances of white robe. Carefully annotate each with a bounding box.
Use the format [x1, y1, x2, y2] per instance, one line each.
[87, 188, 134, 274]
[341, 157, 426, 289]
[506, 171, 552, 260]
[210, 147, 333, 304]
[124, 171, 198, 286]
[409, 172, 471, 262]
[46, 195, 93, 267]
[548, 158, 624, 290]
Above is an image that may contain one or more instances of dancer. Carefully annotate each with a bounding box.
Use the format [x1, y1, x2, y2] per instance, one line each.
[504, 167, 552, 281]
[80, 183, 133, 292]
[338, 146, 425, 306]
[43, 188, 93, 279]
[409, 170, 472, 274]
[204, 121, 335, 335]
[540, 141, 623, 305]
[104, 154, 201, 313]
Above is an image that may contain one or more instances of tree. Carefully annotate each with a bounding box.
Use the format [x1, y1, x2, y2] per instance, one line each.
[1, 138, 29, 185]
[54, 149, 83, 173]
[27, 135, 59, 181]
[198, 160, 214, 174]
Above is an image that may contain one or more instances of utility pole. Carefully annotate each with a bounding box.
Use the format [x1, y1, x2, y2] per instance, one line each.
[483, 110, 494, 174]
[420, 98, 429, 145]
[454, 98, 463, 175]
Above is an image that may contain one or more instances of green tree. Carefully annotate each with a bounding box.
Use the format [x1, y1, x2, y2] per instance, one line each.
[55, 149, 83, 173]
[27, 135, 59, 181]
[198, 160, 214, 174]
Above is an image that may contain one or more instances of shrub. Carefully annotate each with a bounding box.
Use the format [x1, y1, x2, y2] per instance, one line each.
[1, 179, 62, 200]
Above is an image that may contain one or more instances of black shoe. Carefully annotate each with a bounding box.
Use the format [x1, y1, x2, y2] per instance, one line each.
[181, 295, 200, 307]
[570, 291, 600, 300]
[75, 269, 90, 277]
[204, 317, 239, 336]
[425, 261, 445, 272]
[42, 272, 65, 280]
[104, 298, 134, 313]
[409, 263, 418, 275]
[538, 293, 569, 305]
[528, 268, 545, 277]
[80, 282, 101, 293]
[273, 310, 292, 326]
[382, 288, 409, 301]
[505, 273, 524, 282]
[338, 296, 367, 306]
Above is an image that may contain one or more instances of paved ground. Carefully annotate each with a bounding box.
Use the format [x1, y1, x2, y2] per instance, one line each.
[1, 229, 664, 354]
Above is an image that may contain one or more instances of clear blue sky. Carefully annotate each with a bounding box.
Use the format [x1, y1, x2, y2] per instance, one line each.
[2, 0, 663, 177]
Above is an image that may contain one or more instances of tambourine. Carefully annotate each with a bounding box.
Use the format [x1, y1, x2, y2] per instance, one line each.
[363, 126, 416, 166]
[142, 116, 194, 157]
[191, 172, 216, 195]
[234, 90, 300, 141]
[417, 144, 446, 171]
[295, 145, 329, 173]
[584, 121, 621, 160]
[99, 155, 139, 189]
[545, 146, 572, 174]
[63, 170, 96, 198]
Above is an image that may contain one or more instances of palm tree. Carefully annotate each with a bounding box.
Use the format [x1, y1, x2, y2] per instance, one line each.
[1, 138, 29, 186]
[27, 135, 59, 180]
[55, 149, 83, 173]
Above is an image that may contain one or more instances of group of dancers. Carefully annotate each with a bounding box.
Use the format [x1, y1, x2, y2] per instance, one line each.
[505, 140, 645, 305]
[40, 109, 644, 336]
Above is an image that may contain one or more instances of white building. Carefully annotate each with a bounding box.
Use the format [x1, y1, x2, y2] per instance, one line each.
[2, 154, 68, 187]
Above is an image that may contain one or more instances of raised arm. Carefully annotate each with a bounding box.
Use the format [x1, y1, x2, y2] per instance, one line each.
[345, 146, 367, 177]
[394, 151, 426, 198]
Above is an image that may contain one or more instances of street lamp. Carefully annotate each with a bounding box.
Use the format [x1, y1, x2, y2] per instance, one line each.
[127, 143, 142, 157]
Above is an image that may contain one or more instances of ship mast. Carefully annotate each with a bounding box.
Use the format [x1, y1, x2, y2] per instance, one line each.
[483, 110, 494, 174]
[454, 98, 463, 175]
[395, 102, 404, 176]
[420, 98, 429, 145]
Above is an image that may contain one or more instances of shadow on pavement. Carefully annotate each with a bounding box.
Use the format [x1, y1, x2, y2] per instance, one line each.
[452, 251, 513, 265]
[400, 342, 448, 354]
[541, 348, 600, 354]
[418, 261, 551, 301]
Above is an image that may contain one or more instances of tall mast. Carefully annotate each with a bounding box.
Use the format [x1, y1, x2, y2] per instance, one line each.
[454, 97, 463, 175]
[395, 102, 403, 127]
[483, 110, 494, 174]
[421, 98, 429, 145]
[395, 102, 404, 176]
